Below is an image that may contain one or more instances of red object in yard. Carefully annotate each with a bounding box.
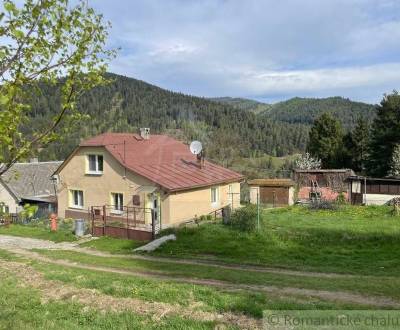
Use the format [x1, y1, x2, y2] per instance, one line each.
[50, 213, 57, 231]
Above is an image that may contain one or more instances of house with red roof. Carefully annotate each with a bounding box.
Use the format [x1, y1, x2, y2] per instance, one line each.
[54, 129, 243, 238]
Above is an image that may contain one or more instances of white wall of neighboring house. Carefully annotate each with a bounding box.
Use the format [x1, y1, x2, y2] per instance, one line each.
[249, 186, 259, 204]
[0, 182, 20, 213]
[364, 194, 400, 205]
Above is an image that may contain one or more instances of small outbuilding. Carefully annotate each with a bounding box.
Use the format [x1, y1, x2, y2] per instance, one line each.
[347, 176, 400, 205]
[293, 169, 354, 202]
[0, 160, 61, 215]
[248, 179, 295, 207]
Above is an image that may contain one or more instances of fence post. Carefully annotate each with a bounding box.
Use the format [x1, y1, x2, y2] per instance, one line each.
[126, 207, 129, 239]
[90, 207, 94, 236]
[151, 209, 156, 240]
[103, 205, 106, 236]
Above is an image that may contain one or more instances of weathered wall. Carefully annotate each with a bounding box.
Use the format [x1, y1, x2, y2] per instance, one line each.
[298, 187, 348, 201]
[249, 186, 259, 205]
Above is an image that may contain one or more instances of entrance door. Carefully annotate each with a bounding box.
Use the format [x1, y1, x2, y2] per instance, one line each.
[152, 196, 158, 221]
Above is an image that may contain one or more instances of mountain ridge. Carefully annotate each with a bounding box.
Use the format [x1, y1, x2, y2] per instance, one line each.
[26, 73, 376, 163]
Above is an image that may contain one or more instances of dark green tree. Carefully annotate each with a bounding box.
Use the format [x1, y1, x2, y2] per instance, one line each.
[367, 91, 400, 177]
[307, 113, 344, 168]
[343, 117, 370, 173]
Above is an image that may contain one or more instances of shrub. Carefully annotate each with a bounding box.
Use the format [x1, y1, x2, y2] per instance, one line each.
[336, 192, 347, 204]
[199, 215, 207, 222]
[308, 199, 339, 211]
[228, 204, 258, 232]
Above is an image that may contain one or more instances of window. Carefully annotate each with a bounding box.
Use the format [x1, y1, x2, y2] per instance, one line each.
[87, 154, 103, 174]
[211, 187, 219, 205]
[111, 193, 123, 212]
[70, 190, 84, 208]
[0, 204, 9, 214]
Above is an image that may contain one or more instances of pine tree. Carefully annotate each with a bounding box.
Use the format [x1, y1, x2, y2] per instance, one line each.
[343, 117, 370, 173]
[307, 113, 344, 168]
[367, 91, 400, 177]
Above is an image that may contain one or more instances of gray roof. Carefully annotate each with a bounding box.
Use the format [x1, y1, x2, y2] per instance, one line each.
[294, 169, 355, 174]
[1, 161, 62, 200]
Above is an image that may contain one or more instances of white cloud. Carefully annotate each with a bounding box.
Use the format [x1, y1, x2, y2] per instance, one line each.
[236, 63, 400, 93]
[92, 0, 400, 103]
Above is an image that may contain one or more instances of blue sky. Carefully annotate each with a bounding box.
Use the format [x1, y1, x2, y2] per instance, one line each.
[92, 0, 400, 104]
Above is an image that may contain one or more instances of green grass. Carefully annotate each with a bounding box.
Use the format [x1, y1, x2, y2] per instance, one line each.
[0, 267, 217, 329]
[153, 205, 400, 276]
[80, 236, 145, 253]
[34, 249, 400, 302]
[0, 249, 371, 321]
[0, 223, 77, 242]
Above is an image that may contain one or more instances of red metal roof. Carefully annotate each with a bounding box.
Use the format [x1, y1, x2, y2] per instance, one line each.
[80, 133, 244, 191]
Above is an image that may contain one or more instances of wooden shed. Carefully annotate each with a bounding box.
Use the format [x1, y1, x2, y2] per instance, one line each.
[248, 179, 295, 207]
[347, 176, 400, 205]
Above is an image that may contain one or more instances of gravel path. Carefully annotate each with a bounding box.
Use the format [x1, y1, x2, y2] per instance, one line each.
[0, 235, 79, 250]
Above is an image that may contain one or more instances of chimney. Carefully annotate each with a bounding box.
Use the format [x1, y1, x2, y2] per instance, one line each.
[30, 158, 39, 163]
[139, 128, 150, 140]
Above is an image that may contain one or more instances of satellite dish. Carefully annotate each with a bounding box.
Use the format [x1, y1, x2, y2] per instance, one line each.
[190, 141, 203, 155]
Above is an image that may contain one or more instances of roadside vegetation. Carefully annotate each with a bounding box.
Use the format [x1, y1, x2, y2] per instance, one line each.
[0, 222, 76, 243]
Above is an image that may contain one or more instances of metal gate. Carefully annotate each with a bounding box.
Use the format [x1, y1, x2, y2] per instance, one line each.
[90, 205, 159, 241]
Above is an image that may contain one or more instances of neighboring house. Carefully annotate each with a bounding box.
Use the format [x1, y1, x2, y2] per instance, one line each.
[347, 176, 400, 205]
[0, 160, 61, 214]
[248, 179, 295, 207]
[54, 131, 244, 228]
[293, 169, 355, 202]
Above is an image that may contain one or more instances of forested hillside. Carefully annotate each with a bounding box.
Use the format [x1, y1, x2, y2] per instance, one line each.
[210, 97, 271, 114]
[27, 73, 375, 168]
[29, 74, 309, 163]
[213, 96, 376, 130]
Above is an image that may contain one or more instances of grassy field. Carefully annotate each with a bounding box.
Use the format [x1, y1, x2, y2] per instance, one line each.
[154, 205, 400, 276]
[1, 248, 368, 330]
[1, 205, 400, 328]
[0, 273, 215, 329]
[80, 236, 145, 253]
[35, 248, 400, 301]
[0, 248, 379, 328]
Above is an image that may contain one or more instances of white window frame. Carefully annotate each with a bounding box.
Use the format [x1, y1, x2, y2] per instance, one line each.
[86, 154, 103, 175]
[111, 192, 124, 214]
[70, 190, 84, 209]
[211, 187, 219, 207]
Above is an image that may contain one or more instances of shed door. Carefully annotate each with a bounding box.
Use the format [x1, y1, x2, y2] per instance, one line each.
[259, 187, 288, 206]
